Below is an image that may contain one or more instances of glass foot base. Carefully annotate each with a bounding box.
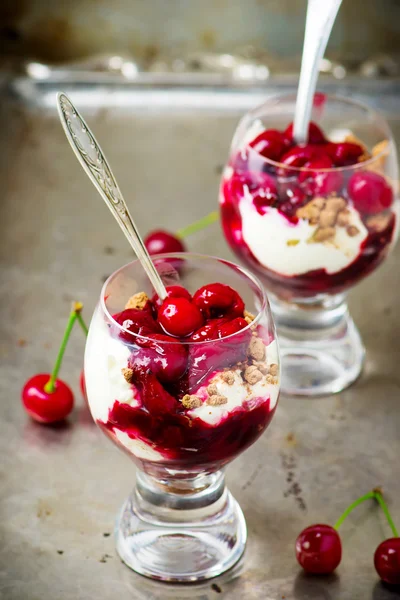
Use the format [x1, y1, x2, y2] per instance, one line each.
[271, 295, 365, 397]
[115, 470, 247, 582]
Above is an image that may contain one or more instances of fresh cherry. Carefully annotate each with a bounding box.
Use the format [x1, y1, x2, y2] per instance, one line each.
[158, 297, 204, 337]
[374, 538, 400, 585]
[249, 129, 286, 162]
[348, 171, 393, 215]
[298, 156, 344, 197]
[325, 142, 364, 166]
[113, 307, 161, 341]
[216, 317, 248, 338]
[144, 230, 186, 255]
[129, 333, 187, 383]
[284, 121, 326, 145]
[152, 285, 191, 309]
[295, 524, 342, 575]
[22, 374, 74, 424]
[193, 283, 245, 319]
[129, 366, 178, 415]
[280, 145, 317, 168]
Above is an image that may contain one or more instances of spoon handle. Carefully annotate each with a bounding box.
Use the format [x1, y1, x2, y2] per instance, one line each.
[57, 92, 167, 300]
[293, 0, 343, 144]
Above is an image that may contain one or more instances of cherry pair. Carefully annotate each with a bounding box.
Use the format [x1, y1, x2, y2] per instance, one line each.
[21, 302, 88, 424]
[296, 489, 400, 586]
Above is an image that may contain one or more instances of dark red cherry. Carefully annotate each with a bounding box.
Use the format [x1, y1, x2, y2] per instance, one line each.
[129, 333, 187, 383]
[325, 142, 364, 166]
[22, 374, 74, 424]
[144, 230, 186, 255]
[216, 317, 248, 338]
[132, 367, 178, 415]
[193, 283, 245, 319]
[113, 308, 161, 341]
[374, 538, 400, 585]
[280, 145, 318, 168]
[295, 524, 342, 575]
[284, 121, 326, 145]
[251, 172, 278, 214]
[249, 129, 286, 161]
[158, 297, 204, 337]
[299, 156, 344, 196]
[189, 318, 228, 342]
[348, 171, 393, 215]
[152, 285, 191, 308]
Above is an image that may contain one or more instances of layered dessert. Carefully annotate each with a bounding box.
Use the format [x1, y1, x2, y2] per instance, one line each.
[85, 283, 279, 473]
[220, 119, 398, 299]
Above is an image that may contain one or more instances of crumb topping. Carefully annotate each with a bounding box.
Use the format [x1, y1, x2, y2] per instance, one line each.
[122, 367, 134, 383]
[297, 196, 358, 245]
[244, 365, 263, 385]
[207, 384, 218, 396]
[222, 371, 235, 385]
[182, 394, 202, 409]
[248, 336, 266, 361]
[125, 292, 150, 310]
[366, 213, 391, 233]
[269, 363, 279, 376]
[207, 394, 228, 406]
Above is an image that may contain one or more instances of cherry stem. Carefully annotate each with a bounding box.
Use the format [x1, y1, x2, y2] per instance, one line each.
[176, 210, 219, 239]
[334, 491, 376, 530]
[44, 302, 83, 394]
[76, 312, 89, 337]
[333, 489, 399, 537]
[374, 490, 399, 538]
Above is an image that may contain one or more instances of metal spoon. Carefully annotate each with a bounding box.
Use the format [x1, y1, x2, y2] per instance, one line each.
[293, 0, 343, 144]
[56, 92, 167, 300]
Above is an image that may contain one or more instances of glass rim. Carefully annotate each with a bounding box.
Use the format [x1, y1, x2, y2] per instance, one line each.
[100, 252, 270, 346]
[237, 91, 393, 175]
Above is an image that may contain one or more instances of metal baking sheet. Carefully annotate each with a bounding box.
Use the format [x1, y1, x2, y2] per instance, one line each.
[1, 76, 400, 600]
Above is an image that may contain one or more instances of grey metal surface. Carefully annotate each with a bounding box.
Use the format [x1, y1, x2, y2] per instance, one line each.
[1, 79, 400, 600]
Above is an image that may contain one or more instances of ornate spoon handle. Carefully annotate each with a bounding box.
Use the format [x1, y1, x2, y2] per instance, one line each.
[57, 92, 167, 300]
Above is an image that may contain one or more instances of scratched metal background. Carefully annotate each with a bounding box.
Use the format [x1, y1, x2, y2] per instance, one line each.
[0, 78, 400, 600]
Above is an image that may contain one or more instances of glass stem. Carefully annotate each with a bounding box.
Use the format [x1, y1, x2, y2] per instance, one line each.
[44, 302, 84, 394]
[176, 211, 219, 239]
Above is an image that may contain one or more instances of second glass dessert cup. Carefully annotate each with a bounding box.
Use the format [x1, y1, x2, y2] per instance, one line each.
[220, 93, 399, 396]
[84, 253, 280, 582]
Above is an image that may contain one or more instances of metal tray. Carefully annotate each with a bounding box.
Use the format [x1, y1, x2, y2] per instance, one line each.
[1, 75, 400, 600]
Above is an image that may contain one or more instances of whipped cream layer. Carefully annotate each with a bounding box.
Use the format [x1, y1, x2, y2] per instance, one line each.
[239, 196, 368, 276]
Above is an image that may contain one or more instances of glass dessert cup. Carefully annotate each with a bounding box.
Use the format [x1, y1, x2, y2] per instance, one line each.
[84, 253, 280, 582]
[220, 92, 399, 397]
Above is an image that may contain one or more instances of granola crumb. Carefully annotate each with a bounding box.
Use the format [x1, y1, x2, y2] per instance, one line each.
[248, 336, 266, 361]
[318, 208, 337, 228]
[207, 384, 218, 396]
[125, 292, 150, 310]
[244, 365, 263, 385]
[244, 310, 255, 322]
[207, 394, 228, 406]
[346, 225, 360, 237]
[222, 371, 235, 385]
[269, 363, 279, 376]
[121, 367, 134, 383]
[286, 239, 300, 247]
[366, 213, 391, 233]
[337, 209, 351, 227]
[266, 374, 279, 385]
[325, 196, 347, 213]
[312, 227, 336, 243]
[182, 394, 202, 409]
[253, 361, 269, 375]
